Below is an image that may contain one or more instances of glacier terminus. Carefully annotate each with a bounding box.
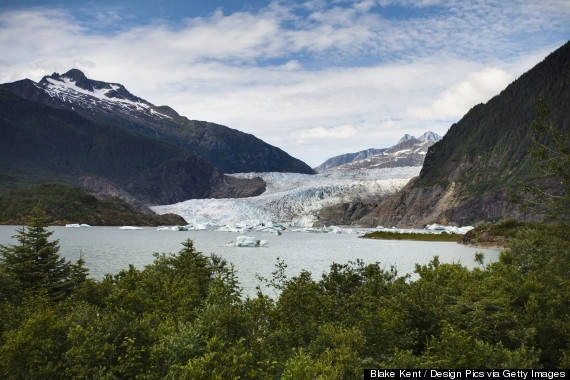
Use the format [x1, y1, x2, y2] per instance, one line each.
[151, 166, 421, 229]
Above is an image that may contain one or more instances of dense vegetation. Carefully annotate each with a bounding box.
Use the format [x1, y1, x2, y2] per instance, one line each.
[461, 219, 530, 247]
[0, 206, 568, 377]
[0, 184, 186, 226]
[421, 43, 570, 193]
[362, 230, 463, 242]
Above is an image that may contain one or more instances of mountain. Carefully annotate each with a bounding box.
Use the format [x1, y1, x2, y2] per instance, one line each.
[1, 69, 313, 174]
[313, 148, 387, 172]
[343, 41, 570, 227]
[0, 69, 317, 211]
[0, 88, 265, 205]
[314, 131, 441, 172]
[397, 133, 415, 144]
[418, 131, 441, 143]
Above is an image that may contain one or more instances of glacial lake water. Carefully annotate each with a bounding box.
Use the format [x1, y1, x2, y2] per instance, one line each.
[0, 226, 501, 297]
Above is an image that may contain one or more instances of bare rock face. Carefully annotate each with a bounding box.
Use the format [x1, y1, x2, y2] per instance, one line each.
[351, 179, 510, 228]
[314, 201, 379, 227]
[79, 176, 149, 212]
[210, 175, 266, 199]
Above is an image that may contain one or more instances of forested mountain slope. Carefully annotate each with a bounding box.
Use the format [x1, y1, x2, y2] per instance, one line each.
[354, 41, 570, 227]
[0, 89, 265, 205]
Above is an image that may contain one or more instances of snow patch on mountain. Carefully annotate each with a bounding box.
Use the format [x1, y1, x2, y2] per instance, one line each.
[151, 166, 420, 228]
[418, 131, 441, 143]
[315, 131, 442, 172]
[398, 133, 416, 144]
[40, 71, 172, 119]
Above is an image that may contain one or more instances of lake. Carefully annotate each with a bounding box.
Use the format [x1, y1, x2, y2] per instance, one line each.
[0, 226, 501, 297]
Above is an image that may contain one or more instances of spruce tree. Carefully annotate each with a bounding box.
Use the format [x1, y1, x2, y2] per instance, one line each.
[0, 206, 86, 302]
[522, 96, 570, 222]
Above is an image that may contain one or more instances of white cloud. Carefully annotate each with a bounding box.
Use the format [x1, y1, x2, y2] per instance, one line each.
[297, 125, 358, 141]
[0, 1, 569, 167]
[407, 68, 513, 120]
[280, 60, 302, 71]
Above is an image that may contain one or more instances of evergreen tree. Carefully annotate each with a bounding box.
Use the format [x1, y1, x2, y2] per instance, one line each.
[0, 206, 86, 302]
[520, 66, 570, 222]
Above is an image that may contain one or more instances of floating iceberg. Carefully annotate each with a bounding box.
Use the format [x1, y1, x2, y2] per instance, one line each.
[226, 235, 268, 247]
[254, 224, 285, 235]
[298, 226, 329, 233]
[65, 223, 91, 228]
[425, 224, 446, 231]
[156, 225, 190, 231]
[426, 224, 474, 234]
[119, 226, 144, 230]
[326, 226, 345, 234]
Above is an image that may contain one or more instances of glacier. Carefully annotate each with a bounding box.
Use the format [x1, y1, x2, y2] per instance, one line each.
[151, 166, 421, 229]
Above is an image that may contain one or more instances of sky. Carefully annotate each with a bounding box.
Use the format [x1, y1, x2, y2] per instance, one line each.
[1, 1, 569, 167]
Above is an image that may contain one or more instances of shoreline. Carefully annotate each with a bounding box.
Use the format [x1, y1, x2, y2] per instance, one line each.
[462, 241, 505, 249]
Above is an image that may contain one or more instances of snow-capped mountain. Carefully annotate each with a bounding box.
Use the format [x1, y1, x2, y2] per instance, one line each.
[152, 166, 420, 228]
[1, 69, 313, 174]
[315, 131, 442, 172]
[36, 69, 175, 121]
[398, 133, 416, 144]
[313, 148, 388, 172]
[418, 131, 441, 143]
[0, 69, 317, 209]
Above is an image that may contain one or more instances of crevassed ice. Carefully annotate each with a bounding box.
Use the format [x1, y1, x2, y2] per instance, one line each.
[151, 167, 421, 228]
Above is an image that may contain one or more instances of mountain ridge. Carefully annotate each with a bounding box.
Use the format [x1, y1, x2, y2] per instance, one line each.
[0, 88, 266, 205]
[1, 69, 314, 175]
[314, 131, 441, 172]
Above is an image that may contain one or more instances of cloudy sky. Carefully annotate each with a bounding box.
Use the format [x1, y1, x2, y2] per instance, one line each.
[1, 0, 569, 167]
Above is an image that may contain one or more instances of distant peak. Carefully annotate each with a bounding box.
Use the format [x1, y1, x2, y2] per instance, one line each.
[418, 131, 442, 142]
[42, 68, 94, 91]
[62, 68, 87, 81]
[398, 133, 415, 144]
[61, 68, 92, 91]
[32, 68, 171, 118]
[398, 131, 442, 144]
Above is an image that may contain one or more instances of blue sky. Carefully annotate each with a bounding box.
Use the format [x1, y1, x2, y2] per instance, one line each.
[1, 0, 569, 166]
